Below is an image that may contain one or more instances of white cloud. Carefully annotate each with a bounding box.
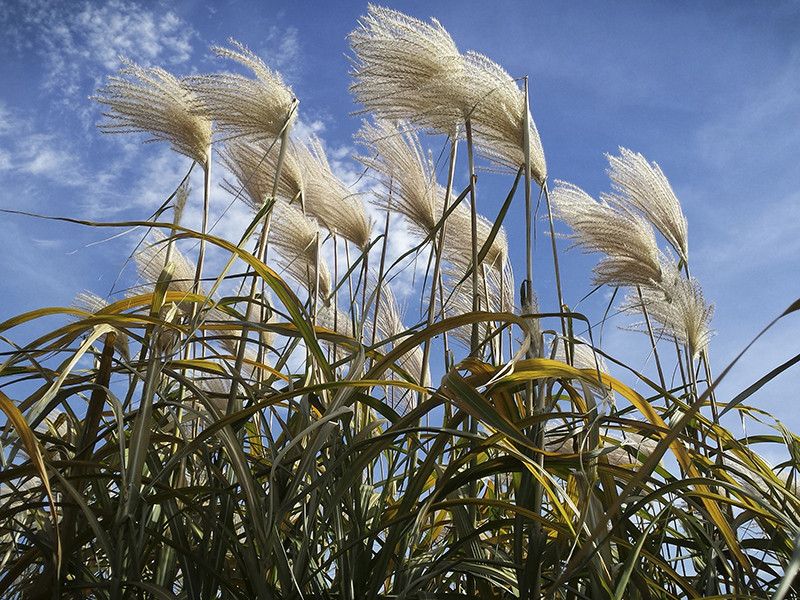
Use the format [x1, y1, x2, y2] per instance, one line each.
[0, 131, 87, 186]
[1, 0, 197, 98]
[0, 102, 12, 136]
[70, 1, 194, 70]
[254, 25, 302, 83]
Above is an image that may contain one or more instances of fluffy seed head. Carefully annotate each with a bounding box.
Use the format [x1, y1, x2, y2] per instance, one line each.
[443, 201, 509, 276]
[349, 5, 466, 138]
[189, 39, 297, 143]
[71, 291, 131, 361]
[442, 261, 514, 349]
[606, 148, 688, 263]
[551, 181, 663, 288]
[621, 256, 714, 358]
[218, 138, 304, 211]
[465, 51, 547, 185]
[355, 119, 443, 238]
[135, 230, 198, 298]
[297, 136, 372, 250]
[349, 6, 547, 184]
[269, 200, 332, 301]
[374, 282, 426, 412]
[93, 58, 212, 168]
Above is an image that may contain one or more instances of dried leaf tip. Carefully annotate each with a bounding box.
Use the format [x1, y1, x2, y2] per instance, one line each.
[93, 58, 212, 168]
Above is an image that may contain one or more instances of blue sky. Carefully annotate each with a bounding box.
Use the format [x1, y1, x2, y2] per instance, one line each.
[1, 0, 799, 442]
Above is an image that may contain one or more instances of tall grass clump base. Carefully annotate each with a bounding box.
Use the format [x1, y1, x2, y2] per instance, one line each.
[2, 9, 800, 600]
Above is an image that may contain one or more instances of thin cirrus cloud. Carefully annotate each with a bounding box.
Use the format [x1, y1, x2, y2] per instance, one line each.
[1, 0, 195, 95]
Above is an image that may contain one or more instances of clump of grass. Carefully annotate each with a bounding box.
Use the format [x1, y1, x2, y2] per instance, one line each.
[1, 7, 799, 600]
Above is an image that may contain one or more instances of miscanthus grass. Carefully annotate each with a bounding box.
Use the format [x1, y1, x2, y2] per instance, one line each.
[2, 7, 800, 600]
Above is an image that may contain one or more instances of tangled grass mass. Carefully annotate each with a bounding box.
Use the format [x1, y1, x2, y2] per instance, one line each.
[2, 5, 800, 599]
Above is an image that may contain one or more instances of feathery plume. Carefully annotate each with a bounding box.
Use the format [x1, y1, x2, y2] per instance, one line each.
[443, 201, 509, 275]
[465, 51, 547, 186]
[552, 337, 611, 375]
[550, 181, 663, 288]
[218, 138, 304, 211]
[298, 136, 372, 250]
[441, 262, 513, 348]
[172, 178, 190, 225]
[189, 39, 297, 142]
[606, 148, 688, 263]
[606, 432, 657, 467]
[621, 256, 714, 358]
[349, 7, 547, 184]
[544, 424, 656, 467]
[93, 58, 212, 168]
[269, 200, 332, 301]
[355, 119, 442, 238]
[135, 230, 197, 300]
[349, 5, 466, 138]
[373, 283, 425, 412]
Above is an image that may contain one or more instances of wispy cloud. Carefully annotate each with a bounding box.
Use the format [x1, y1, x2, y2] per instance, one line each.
[254, 25, 302, 84]
[1, 0, 197, 98]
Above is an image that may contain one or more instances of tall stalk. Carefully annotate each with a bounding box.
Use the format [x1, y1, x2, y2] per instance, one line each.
[370, 199, 393, 371]
[523, 76, 544, 600]
[227, 125, 290, 411]
[465, 120, 481, 356]
[192, 154, 213, 294]
[420, 138, 458, 387]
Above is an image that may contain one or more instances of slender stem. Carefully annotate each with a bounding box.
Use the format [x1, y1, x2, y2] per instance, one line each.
[371, 203, 393, 372]
[192, 155, 212, 294]
[332, 235, 339, 365]
[227, 127, 290, 412]
[345, 242, 355, 327]
[465, 120, 481, 355]
[421, 139, 457, 387]
[523, 77, 545, 600]
[543, 182, 568, 361]
[523, 77, 535, 339]
[637, 286, 668, 393]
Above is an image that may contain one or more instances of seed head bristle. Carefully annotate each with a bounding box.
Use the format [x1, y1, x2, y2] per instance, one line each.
[465, 51, 547, 185]
[269, 200, 332, 301]
[621, 255, 714, 358]
[606, 148, 688, 263]
[355, 119, 443, 238]
[218, 138, 304, 211]
[189, 39, 297, 143]
[173, 179, 190, 225]
[374, 283, 425, 410]
[135, 230, 198, 297]
[71, 291, 131, 361]
[298, 135, 373, 250]
[551, 181, 663, 288]
[349, 5, 467, 137]
[93, 58, 212, 168]
[442, 201, 509, 276]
